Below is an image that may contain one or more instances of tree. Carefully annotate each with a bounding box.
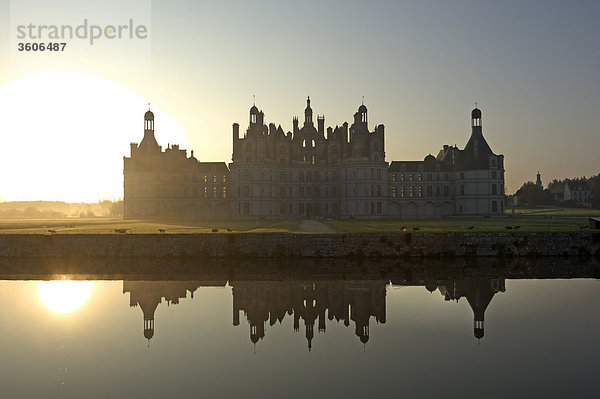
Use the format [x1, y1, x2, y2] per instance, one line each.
[516, 182, 549, 206]
[590, 174, 600, 208]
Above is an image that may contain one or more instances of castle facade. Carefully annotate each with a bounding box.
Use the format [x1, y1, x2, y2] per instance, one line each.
[124, 99, 505, 219]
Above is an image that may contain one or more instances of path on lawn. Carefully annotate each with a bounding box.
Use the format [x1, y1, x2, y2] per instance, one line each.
[297, 219, 336, 233]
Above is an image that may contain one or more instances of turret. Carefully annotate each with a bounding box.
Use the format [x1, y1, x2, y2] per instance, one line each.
[304, 96, 313, 126]
[471, 106, 482, 133]
[138, 108, 160, 152]
[317, 115, 325, 136]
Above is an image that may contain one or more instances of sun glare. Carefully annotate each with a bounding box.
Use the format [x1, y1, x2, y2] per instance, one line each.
[37, 280, 95, 314]
[0, 70, 188, 202]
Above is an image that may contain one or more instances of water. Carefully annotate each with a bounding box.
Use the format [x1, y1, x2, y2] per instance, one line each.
[0, 259, 598, 398]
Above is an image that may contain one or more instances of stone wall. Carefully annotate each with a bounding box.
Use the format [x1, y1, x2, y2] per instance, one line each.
[1, 232, 599, 259]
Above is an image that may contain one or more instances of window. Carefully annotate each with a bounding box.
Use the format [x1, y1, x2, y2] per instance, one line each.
[401, 186, 405, 198]
[392, 173, 397, 182]
[203, 186, 208, 198]
[492, 200, 498, 212]
[409, 174, 414, 182]
[418, 174, 422, 182]
[492, 171, 497, 179]
[203, 175, 208, 183]
[418, 186, 422, 197]
[409, 186, 414, 197]
[460, 185, 465, 195]
[443, 185, 449, 196]
[426, 173, 432, 181]
[212, 176, 217, 183]
[222, 175, 227, 183]
[400, 174, 405, 182]
[299, 172, 305, 182]
[492, 184, 497, 195]
[213, 187, 217, 198]
[460, 172, 464, 179]
[222, 187, 227, 198]
[392, 186, 397, 197]
[427, 186, 432, 197]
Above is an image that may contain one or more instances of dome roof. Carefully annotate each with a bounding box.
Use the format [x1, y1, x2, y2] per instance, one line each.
[250, 105, 259, 114]
[424, 154, 436, 162]
[471, 108, 481, 119]
[144, 110, 154, 120]
[425, 284, 438, 293]
[358, 104, 367, 113]
[144, 329, 154, 340]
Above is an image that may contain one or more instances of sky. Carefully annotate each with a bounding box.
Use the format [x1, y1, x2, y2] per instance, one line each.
[0, 0, 599, 201]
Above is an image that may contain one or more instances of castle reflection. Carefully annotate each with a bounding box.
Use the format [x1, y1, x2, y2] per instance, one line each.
[232, 280, 387, 349]
[123, 277, 504, 347]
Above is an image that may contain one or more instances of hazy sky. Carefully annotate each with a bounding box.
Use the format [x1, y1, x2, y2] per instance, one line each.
[0, 0, 599, 200]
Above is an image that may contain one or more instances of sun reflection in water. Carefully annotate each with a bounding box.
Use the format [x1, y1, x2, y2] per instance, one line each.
[37, 280, 95, 314]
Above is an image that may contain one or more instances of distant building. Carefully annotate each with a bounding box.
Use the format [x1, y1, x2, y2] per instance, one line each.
[564, 180, 592, 207]
[124, 101, 505, 219]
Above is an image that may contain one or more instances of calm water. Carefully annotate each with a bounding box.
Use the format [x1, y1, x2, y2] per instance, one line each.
[0, 259, 599, 398]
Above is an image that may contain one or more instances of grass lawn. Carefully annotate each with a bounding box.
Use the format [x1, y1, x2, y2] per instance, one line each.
[322, 216, 591, 233]
[507, 207, 600, 216]
[0, 214, 594, 234]
[0, 218, 301, 234]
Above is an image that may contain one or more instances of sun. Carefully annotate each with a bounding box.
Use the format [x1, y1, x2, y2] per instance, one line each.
[37, 280, 95, 314]
[0, 70, 189, 202]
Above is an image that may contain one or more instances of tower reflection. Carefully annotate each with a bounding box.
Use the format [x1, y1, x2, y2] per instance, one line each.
[123, 281, 226, 341]
[429, 279, 505, 339]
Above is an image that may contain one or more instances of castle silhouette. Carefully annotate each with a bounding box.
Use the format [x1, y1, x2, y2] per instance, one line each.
[124, 100, 505, 219]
